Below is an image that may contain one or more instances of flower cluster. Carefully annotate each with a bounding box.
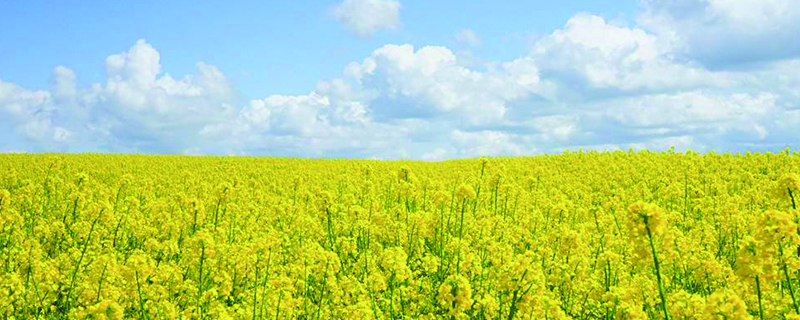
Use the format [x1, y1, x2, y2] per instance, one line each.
[1, 150, 800, 318]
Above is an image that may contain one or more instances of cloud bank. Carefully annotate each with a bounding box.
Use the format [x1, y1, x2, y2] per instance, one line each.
[2, 0, 799, 158]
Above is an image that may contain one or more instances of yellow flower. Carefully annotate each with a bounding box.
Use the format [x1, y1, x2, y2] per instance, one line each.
[0, 189, 10, 208]
[454, 184, 476, 201]
[702, 289, 749, 320]
[437, 274, 473, 317]
[626, 201, 665, 237]
[380, 247, 412, 282]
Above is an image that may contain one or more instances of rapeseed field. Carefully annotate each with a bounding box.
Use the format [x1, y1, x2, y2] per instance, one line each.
[2, 150, 800, 319]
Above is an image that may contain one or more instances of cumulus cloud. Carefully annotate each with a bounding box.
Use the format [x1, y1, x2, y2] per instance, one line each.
[2, 39, 239, 153]
[0, 79, 72, 147]
[605, 91, 776, 129]
[93, 40, 238, 151]
[344, 44, 540, 123]
[528, 115, 578, 141]
[4, 3, 800, 158]
[638, 0, 800, 67]
[451, 130, 531, 157]
[102, 40, 235, 122]
[52, 66, 77, 100]
[331, 0, 401, 37]
[244, 93, 332, 136]
[531, 14, 731, 94]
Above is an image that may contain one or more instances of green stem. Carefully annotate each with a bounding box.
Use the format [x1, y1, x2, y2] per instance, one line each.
[459, 199, 466, 238]
[96, 263, 108, 303]
[198, 244, 206, 304]
[192, 209, 199, 235]
[644, 216, 669, 320]
[326, 207, 335, 249]
[779, 242, 800, 314]
[66, 211, 101, 311]
[755, 275, 764, 320]
[275, 291, 283, 320]
[135, 271, 148, 320]
[253, 253, 260, 320]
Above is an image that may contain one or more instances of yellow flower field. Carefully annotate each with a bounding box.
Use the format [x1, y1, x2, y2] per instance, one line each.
[2, 150, 800, 319]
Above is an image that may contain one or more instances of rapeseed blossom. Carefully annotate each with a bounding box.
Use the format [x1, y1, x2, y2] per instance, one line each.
[1, 151, 800, 318]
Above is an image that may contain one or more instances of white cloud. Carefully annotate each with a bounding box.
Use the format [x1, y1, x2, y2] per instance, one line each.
[315, 78, 372, 124]
[550, 90, 787, 152]
[0, 80, 51, 119]
[451, 130, 530, 157]
[0, 79, 72, 145]
[2, 39, 239, 152]
[243, 93, 331, 136]
[102, 40, 234, 121]
[105, 39, 161, 88]
[422, 147, 448, 161]
[331, 0, 401, 37]
[605, 91, 777, 128]
[638, 0, 800, 67]
[345, 44, 539, 123]
[4, 4, 800, 158]
[529, 115, 577, 141]
[53, 66, 77, 100]
[455, 29, 481, 46]
[532, 14, 730, 93]
[93, 40, 238, 151]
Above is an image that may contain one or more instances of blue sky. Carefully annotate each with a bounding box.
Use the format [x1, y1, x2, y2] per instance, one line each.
[2, 0, 800, 158]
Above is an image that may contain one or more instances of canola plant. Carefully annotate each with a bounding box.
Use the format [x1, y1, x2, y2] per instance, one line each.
[2, 150, 800, 319]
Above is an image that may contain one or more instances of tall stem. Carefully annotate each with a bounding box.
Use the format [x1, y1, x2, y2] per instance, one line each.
[253, 252, 260, 320]
[755, 275, 764, 320]
[135, 271, 148, 320]
[779, 242, 800, 314]
[644, 216, 669, 320]
[66, 211, 101, 311]
[458, 199, 467, 239]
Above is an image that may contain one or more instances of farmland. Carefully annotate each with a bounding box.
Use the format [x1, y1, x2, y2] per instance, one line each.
[1, 151, 800, 319]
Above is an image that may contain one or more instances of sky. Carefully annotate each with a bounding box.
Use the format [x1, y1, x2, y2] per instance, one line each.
[1, 0, 799, 159]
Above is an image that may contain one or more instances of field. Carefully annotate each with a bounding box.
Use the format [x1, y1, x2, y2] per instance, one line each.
[2, 151, 800, 319]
